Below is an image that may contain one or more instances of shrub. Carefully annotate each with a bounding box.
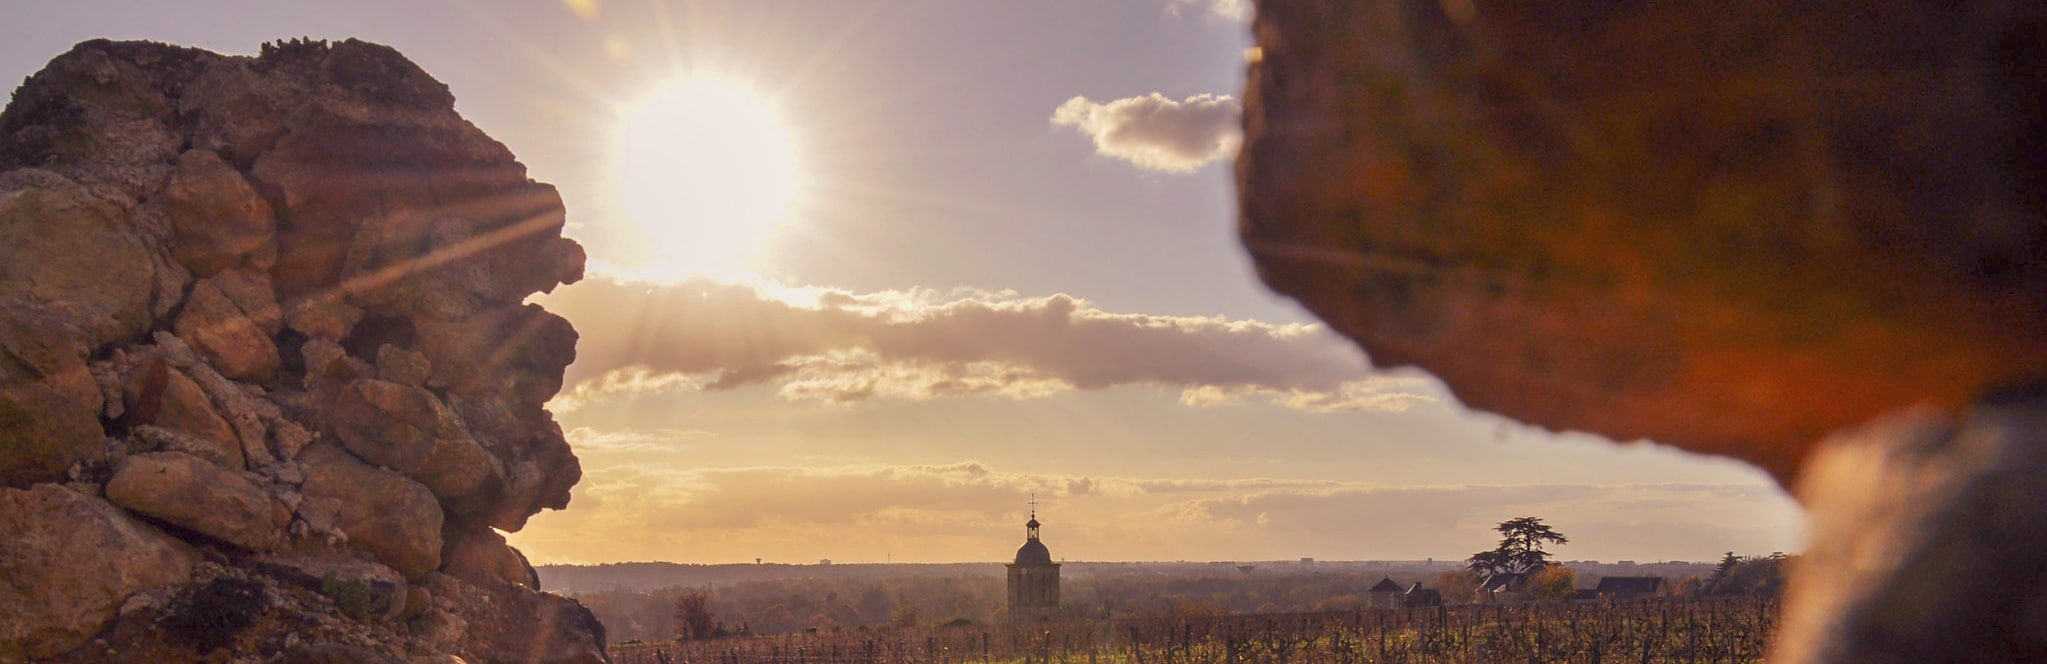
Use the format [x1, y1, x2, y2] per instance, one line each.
[163, 577, 266, 654]
[320, 573, 392, 621]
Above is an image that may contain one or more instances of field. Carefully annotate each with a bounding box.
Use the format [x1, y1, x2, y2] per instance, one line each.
[613, 596, 1779, 663]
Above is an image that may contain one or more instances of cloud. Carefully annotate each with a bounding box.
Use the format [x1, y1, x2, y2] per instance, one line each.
[1166, 0, 1250, 21]
[551, 367, 703, 413]
[541, 278, 1434, 412]
[1051, 94, 1242, 172]
[509, 456, 1805, 564]
[563, 426, 714, 452]
[1180, 376, 1440, 413]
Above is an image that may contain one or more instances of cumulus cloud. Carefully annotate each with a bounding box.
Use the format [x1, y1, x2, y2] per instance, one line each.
[510, 456, 1804, 564]
[541, 278, 1433, 412]
[1051, 93, 1242, 172]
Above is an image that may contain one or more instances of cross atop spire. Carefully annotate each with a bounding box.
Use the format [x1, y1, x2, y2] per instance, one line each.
[1025, 494, 1041, 540]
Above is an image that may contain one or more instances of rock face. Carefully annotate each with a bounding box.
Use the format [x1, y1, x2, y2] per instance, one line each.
[0, 38, 602, 662]
[1238, 1, 2047, 483]
[1239, 2, 2047, 661]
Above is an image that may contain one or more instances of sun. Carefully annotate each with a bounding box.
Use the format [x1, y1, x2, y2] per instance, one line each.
[611, 76, 802, 281]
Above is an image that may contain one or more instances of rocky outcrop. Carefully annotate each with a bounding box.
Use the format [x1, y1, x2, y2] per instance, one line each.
[0, 484, 198, 660]
[1239, 1, 2047, 661]
[1238, 0, 2047, 484]
[0, 38, 601, 662]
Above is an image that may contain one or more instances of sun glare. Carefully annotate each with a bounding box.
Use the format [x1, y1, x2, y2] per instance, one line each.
[612, 76, 802, 281]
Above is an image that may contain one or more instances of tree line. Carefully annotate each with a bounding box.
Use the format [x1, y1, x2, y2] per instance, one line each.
[571, 516, 1786, 645]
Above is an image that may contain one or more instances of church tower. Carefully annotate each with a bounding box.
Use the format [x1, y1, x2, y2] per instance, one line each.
[1005, 498, 1060, 620]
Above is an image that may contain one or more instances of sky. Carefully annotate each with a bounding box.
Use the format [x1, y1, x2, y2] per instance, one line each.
[3, 0, 1805, 565]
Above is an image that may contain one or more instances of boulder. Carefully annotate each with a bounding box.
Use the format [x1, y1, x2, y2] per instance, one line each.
[299, 444, 443, 578]
[330, 379, 457, 474]
[440, 521, 537, 589]
[0, 302, 101, 413]
[165, 148, 275, 276]
[208, 267, 283, 335]
[0, 484, 198, 659]
[374, 343, 431, 386]
[330, 379, 501, 508]
[285, 294, 363, 342]
[152, 332, 277, 467]
[0, 383, 107, 488]
[413, 431, 501, 516]
[0, 170, 160, 349]
[486, 455, 577, 533]
[414, 305, 576, 404]
[122, 360, 242, 469]
[0, 306, 109, 488]
[105, 451, 288, 551]
[422, 573, 607, 664]
[1238, 0, 2047, 483]
[172, 278, 280, 382]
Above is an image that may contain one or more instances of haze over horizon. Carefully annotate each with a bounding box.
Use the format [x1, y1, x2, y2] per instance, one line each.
[2, 0, 1805, 566]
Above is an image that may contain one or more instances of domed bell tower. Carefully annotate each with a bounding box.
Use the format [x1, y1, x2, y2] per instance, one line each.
[1005, 497, 1060, 620]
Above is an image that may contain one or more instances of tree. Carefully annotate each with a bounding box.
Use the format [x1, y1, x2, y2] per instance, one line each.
[756, 604, 799, 634]
[1706, 552, 1741, 593]
[1711, 553, 1793, 597]
[1671, 575, 1703, 597]
[1465, 550, 1511, 578]
[1530, 565, 1576, 601]
[673, 590, 718, 641]
[1467, 516, 1569, 578]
